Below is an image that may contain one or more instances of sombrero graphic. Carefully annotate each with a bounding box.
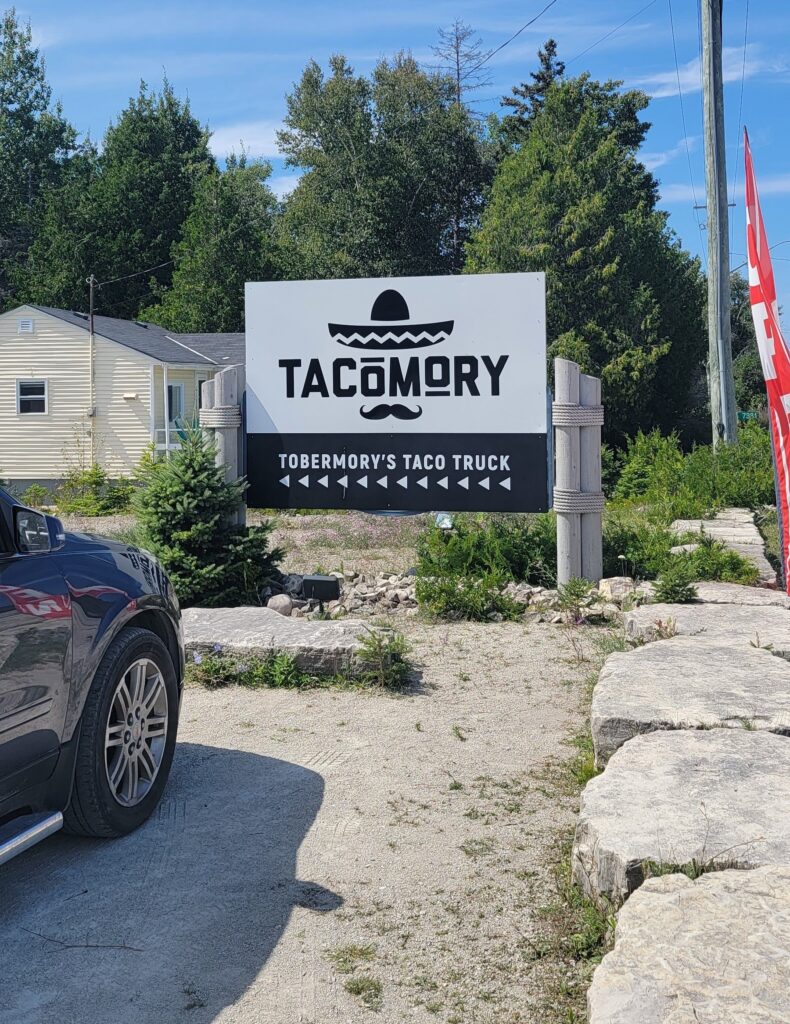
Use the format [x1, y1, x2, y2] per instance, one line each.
[328, 288, 454, 350]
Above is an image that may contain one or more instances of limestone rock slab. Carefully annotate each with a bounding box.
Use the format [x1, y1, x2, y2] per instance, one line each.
[572, 730, 790, 902]
[592, 636, 790, 765]
[671, 508, 776, 585]
[624, 601, 790, 656]
[693, 580, 790, 608]
[587, 867, 790, 1024]
[182, 606, 371, 674]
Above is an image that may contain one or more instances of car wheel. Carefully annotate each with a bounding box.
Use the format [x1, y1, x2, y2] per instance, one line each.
[64, 626, 179, 838]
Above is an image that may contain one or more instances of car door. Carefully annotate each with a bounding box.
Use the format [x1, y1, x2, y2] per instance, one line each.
[0, 504, 72, 802]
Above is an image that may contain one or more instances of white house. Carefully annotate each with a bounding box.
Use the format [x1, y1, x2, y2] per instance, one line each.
[0, 304, 244, 488]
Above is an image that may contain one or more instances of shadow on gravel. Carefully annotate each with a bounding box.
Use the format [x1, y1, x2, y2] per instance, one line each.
[0, 743, 338, 1024]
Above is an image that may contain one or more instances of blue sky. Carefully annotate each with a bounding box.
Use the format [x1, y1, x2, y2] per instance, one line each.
[17, 0, 790, 313]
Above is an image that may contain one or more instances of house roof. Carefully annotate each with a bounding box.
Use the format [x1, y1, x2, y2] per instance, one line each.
[29, 305, 244, 367]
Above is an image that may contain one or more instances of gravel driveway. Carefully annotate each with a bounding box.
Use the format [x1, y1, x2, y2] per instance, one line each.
[0, 620, 593, 1024]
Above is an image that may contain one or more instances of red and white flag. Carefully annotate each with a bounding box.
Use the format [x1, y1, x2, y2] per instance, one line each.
[745, 128, 790, 591]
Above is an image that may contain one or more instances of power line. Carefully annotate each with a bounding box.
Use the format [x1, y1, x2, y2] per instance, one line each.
[96, 259, 175, 289]
[466, 0, 561, 75]
[667, 0, 707, 269]
[566, 0, 659, 66]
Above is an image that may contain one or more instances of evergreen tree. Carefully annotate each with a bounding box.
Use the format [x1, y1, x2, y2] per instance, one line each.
[133, 426, 282, 608]
[500, 39, 564, 142]
[467, 74, 707, 441]
[142, 157, 282, 332]
[16, 80, 214, 317]
[0, 8, 76, 306]
[277, 53, 493, 278]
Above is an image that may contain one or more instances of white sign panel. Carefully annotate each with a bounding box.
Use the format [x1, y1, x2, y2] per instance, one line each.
[245, 273, 547, 512]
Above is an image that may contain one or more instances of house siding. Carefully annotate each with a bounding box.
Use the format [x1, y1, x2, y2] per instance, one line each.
[0, 305, 92, 481]
[93, 337, 153, 475]
[152, 366, 213, 435]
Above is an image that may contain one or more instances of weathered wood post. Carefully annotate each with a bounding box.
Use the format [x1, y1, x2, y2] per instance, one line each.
[553, 358, 604, 585]
[200, 365, 246, 526]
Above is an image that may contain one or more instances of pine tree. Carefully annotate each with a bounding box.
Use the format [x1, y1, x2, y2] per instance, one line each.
[133, 427, 282, 607]
[141, 157, 282, 332]
[16, 80, 214, 318]
[430, 19, 491, 107]
[0, 9, 76, 306]
[501, 39, 565, 142]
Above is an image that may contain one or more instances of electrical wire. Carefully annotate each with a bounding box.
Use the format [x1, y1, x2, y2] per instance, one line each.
[466, 0, 561, 75]
[566, 0, 659, 65]
[668, 0, 707, 270]
[95, 259, 175, 289]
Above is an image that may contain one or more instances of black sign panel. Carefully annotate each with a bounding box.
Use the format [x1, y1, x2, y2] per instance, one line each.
[246, 433, 548, 512]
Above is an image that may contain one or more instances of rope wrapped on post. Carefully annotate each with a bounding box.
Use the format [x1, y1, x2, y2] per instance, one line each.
[199, 406, 242, 429]
[552, 488, 605, 513]
[551, 403, 604, 427]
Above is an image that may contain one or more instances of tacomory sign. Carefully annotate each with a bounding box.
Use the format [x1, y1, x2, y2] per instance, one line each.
[245, 273, 547, 512]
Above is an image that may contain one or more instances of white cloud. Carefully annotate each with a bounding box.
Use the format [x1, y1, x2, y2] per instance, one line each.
[642, 135, 697, 172]
[634, 44, 776, 99]
[660, 174, 790, 205]
[268, 173, 302, 200]
[209, 119, 282, 159]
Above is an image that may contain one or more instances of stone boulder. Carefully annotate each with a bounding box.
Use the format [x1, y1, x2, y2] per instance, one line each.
[598, 577, 635, 604]
[182, 606, 372, 674]
[266, 594, 293, 617]
[591, 636, 790, 765]
[588, 867, 790, 1024]
[624, 601, 790, 657]
[572, 729, 790, 903]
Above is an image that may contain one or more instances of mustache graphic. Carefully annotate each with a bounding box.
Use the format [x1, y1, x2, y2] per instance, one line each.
[360, 403, 423, 421]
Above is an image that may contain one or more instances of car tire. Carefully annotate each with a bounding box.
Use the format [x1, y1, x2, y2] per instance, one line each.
[64, 626, 179, 838]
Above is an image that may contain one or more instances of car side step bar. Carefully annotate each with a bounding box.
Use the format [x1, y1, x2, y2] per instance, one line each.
[0, 811, 64, 867]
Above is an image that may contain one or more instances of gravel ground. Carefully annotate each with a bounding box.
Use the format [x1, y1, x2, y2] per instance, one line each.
[0, 619, 597, 1024]
[61, 510, 430, 577]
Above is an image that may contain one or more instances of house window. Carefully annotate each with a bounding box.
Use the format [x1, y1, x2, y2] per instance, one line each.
[197, 378, 207, 409]
[167, 382, 184, 423]
[17, 380, 47, 415]
[17, 318, 35, 334]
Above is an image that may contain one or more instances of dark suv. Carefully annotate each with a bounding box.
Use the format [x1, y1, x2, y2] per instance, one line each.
[0, 488, 183, 865]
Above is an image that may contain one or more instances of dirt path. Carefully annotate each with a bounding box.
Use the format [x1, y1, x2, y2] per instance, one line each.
[1, 620, 595, 1024]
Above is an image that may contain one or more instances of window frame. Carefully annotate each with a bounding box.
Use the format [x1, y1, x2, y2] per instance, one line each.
[17, 378, 48, 416]
[167, 382, 185, 424]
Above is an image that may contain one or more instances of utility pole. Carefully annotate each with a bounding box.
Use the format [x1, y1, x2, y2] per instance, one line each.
[86, 273, 97, 462]
[701, 0, 737, 444]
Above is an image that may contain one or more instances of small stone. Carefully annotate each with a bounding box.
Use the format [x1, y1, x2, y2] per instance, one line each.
[267, 594, 293, 617]
[670, 542, 699, 555]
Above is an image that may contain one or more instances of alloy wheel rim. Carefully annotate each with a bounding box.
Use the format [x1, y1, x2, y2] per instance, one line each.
[105, 658, 168, 807]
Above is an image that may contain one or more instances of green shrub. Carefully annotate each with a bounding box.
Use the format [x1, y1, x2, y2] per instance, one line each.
[416, 570, 523, 621]
[556, 577, 595, 623]
[355, 628, 412, 689]
[20, 484, 51, 508]
[654, 560, 698, 603]
[188, 649, 320, 690]
[417, 512, 556, 586]
[56, 464, 134, 515]
[685, 534, 759, 585]
[133, 425, 283, 607]
[612, 423, 775, 519]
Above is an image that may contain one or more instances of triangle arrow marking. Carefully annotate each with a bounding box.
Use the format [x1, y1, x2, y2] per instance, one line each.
[500, 477, 511, 491]
[279, 475, 290, 487]
[417, 476, 428, 489]
[318, 475, 329, 487]
[377, 475, 388, 488]
[298, 475, 309, 487]
[459, 477, 469, 490]
[337, 475, 348, 488]
[479, 477, 490, 490]
[437, 476, 448, 489]
[397, 476, 409, 488]
[358, 475, 368, 488]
